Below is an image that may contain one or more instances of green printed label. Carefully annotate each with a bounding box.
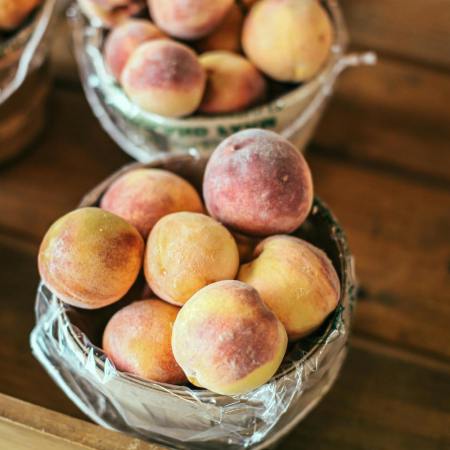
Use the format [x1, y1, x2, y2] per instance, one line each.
[217, 117, 277, 137]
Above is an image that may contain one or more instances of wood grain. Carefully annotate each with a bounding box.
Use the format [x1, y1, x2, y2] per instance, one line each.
[341, 0, 450, 69]
[315, 56, 450, 183]
[309, 155, 450, 361]
[0, 393, 163, 450]
[285, 342, 450, 450]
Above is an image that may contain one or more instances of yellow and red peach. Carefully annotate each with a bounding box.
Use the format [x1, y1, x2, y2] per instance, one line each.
[203, 129, 313, 236]
[242, 0, 333, 82]
[100, 168, 203, 238]
[148, 0, 233, 40]
[121, 39, 206, 117]
[78, 0, 145, 28]
[196, 3, 243, 53]
[172, 280, 287, 395]
[198, 51, 266, 114]
[144, 212, 239, 306]
[38, 207, 144, 309]
[103, 299, 186, 383]
[238, 235, 340, 340]
[104, 19, 166, 81]
[0, 0, 41, 30]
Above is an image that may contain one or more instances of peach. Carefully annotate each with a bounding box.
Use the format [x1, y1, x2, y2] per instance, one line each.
[203, 129, 313, 236]
[103, 299, 186, 383]
[198, 51, 266, 114]
[238, 235, 340, 340]
[144, 212, 239, 305]
[172, 280, 287, 395]
[148, 0, 234, 40]
[196, 4, 243, 53]
[0, 0, 41, 30]
[121, 39, 206, 117]
[78, 0, 145, 28]
[242, 0, 333, 82]
[100, 168, 203, 238]
[104, 19, 166, 81]
[38, 207, 144, 309]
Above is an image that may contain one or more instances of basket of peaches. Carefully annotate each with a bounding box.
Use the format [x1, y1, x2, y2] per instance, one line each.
[31, 130, 355, 449]
[69, 0, 357, 157]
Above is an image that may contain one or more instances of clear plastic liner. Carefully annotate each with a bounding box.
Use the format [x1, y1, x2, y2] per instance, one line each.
[0, 0, 56, 104]
[31, 154, 357, 449]
[0, 0, 56, 162]
[68, 0, 376, 160]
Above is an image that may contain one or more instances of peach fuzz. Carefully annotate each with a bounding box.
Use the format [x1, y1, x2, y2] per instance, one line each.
[242, 0, 333, 82]
[203, 129, 313, 236]
[172, 280, 287, 395]
[38, 207, 144, 309]
[238, 235, 340, 340]
[198, 51, 266, 114]
[144, 212, 239, 306]
[148, 0, 234, 40]
[100, 168, 203, 238]
[0, 0, 41, 30]
[103, 299, 186, 384]
[196, 3, 243, 53]
[104, 19, 166, 81]
[78, 0, 145, 28]
[121, 39, 206, 117]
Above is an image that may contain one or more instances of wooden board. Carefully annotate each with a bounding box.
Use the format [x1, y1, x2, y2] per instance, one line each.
[0, 393, 163, 450]
[341, 0, 450, 69]
[315, 56, 450, 183]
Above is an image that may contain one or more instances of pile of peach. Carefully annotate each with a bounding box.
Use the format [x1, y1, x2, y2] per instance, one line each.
[79, 0, 333, 117]
[38, 129, 340, 395]
[0, 0, 42, 33]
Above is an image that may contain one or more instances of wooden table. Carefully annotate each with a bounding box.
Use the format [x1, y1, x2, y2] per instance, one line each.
[1, 2, 449, 448]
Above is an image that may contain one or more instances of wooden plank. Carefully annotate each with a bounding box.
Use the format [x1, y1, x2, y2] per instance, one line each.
[314, 56, 450, 183]
[308, 154, 450, 361]
[0, 393, 163, 450]
[0, 89, 131, 242]
[341, 0, 450, 69]
[284, 340, 450, 450]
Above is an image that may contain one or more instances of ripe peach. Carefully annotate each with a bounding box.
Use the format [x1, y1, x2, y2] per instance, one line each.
[238, 235, 340, 340]
[121, 39, 206, 117]
[78, 0, 145, 28]
[100, 168, 203, 238]
[103, 299, 186, 384]
[242, 0, 333, 82]
[0, 0, 41, 30]
[144, 212, 239, 306]
[196, 4, 243, 53]
[203, 129, 313, 236]
[104, 19, 166, 81]
[198, 51, 266, 114]
[172, 280, 287, 395]
[38, 207, 144, 309]
[148, 0, 234, 40]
